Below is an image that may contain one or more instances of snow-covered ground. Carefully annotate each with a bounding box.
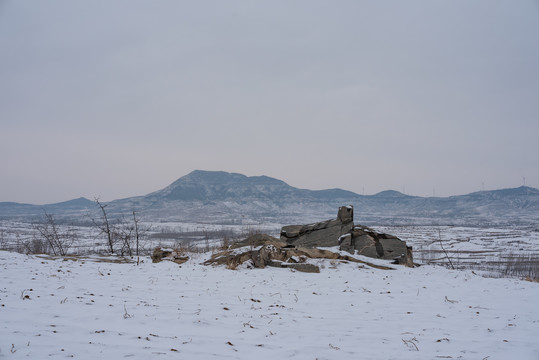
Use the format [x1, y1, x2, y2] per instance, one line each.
[374, 225, 539, 273]
[2, 220, 539, 277]
[1, 249, 538, 359]
[0, 220, 282, 255]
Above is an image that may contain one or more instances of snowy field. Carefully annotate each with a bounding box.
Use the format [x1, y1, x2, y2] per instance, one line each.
[2, 220, 538, 278]
[1, 220, 538, 358]
[375, 225, 539, 272]
[0, 220, 281, 255]
[1, 249, 538, 359]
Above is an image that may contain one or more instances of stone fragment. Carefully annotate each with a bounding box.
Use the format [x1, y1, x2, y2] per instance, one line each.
[151, 247, 189, 264]
[348, 225, 409, 263]
[281, 263, 320, 273]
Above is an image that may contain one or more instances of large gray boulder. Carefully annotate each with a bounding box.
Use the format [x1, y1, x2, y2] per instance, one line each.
[280, 206, 413, 267]
[340, 225, 413, 267]
[280, 206, 354, 247]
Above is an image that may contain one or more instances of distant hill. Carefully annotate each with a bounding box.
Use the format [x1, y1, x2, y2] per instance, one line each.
[0, 197, 94, 221]
[144, 170, 358, 202]
[1, 170, 538, 226]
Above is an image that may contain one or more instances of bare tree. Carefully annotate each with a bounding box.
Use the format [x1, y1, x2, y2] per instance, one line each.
[438, 229, 455, 270]
[113, 211, 150, 259]
[132, 210, 151, 264]
[133, 211, 141, 257]
[33, 211, 76, 256]
[116, 218, 132, 256]
[91, 198, 117, 254]
[89, 199, 150, 259]
[23, 235, 49, 255]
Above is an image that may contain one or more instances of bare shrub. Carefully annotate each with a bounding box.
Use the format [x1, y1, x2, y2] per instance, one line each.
[89, 199, 149, 259]
[221, 234, 231, 250]
[168, 242, 192, 258]
[132, 211, 149, 259]
[115, 215, 135, 257]
[502, 253, 539, 281]
[0, 229, 7, 250]
[90, 198, 117, 254]
[241, 226, 263, 239]
[202, 228, 211, 252]
[22, 237, 49, 255]
[33, 212, 76, 256]
[437, 229, 455, 270]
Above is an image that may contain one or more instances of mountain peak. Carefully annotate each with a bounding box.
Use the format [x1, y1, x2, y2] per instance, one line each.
[173, 170, 288, 187]
[149, 170, 295, 201]
[188, 169, 243, 179]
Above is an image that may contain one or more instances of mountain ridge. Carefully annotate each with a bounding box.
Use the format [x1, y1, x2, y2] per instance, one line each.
[144, 170, 359, 202]
[1, 170, 538, 226]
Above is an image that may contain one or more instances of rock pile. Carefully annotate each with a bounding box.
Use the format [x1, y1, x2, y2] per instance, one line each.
[203, 233, 395, 273]
[280, 206, 413, 267]
[202, 207, 413, 272]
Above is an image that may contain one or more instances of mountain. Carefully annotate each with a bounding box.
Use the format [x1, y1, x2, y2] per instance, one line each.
[144, 170, 358, 202]
[1, 170, 538, 226]
[103, 170, 363, 224]
[0, 197, 94, 221]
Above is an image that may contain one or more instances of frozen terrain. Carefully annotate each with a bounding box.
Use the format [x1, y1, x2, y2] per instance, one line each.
[2, 220, 538, 278]
[1, 249, 538, 359]
[376, 225, 539, 273]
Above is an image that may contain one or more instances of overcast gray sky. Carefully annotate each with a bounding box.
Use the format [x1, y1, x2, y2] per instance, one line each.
[1, 1, 538, 204]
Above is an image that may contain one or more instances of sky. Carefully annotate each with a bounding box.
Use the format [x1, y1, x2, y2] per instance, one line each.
[1, 1, 539, 204]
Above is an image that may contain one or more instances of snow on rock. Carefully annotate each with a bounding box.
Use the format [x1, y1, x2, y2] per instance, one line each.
[0, 250, 538, 359]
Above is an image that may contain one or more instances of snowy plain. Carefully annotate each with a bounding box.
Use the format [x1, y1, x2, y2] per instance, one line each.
[2, 220, 538, 264]
[1, 248, 538, 359]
